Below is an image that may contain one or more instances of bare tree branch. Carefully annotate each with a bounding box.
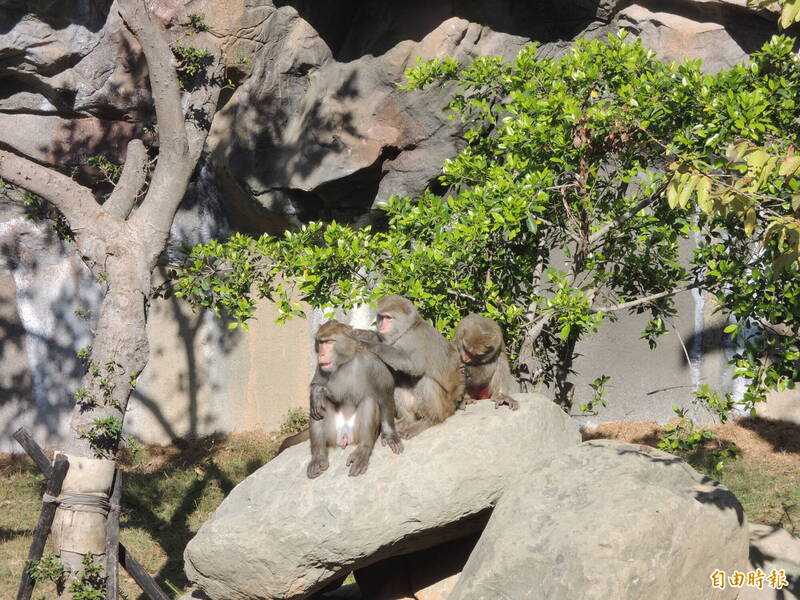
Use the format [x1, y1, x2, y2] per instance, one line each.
[120, 0, 222, 264]
[105, 139, 148, 219]
[119, 0, 186, 169]
[591, 284, 696, 314]
[0, 149, 102, 227]
[588, 183, 667, 246]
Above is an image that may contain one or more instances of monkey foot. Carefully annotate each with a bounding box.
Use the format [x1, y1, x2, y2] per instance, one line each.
[346, 448, 370, 476]
[396, 420, 432, 439]
[381, 433, 404, 454]
[457, 397, 478, 411]
[306, 458, 329, 479]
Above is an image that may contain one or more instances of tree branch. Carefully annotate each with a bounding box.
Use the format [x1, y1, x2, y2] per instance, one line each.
[591, 283, 696, 314]
[0, 149, 102, 227]
[119, 0, 187, 168]
[588, 182, 667, 247]
[105, 139, 148, 219]
[119, 0, 222, 264]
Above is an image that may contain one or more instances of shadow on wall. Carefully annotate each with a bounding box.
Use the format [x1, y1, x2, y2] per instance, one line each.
[0, 202, 100, 452]
[213, 0, 607, 233]
[0, 0, 110, 36]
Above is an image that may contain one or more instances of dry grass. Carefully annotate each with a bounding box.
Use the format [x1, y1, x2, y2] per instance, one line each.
[0, 430, 287, 600]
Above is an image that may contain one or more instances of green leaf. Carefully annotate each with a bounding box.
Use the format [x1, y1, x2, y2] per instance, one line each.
[695, 176, 712, 213]
[677, 174, 698, 209]
[723, 324, 738, 334]
[559, 323, 572, 340]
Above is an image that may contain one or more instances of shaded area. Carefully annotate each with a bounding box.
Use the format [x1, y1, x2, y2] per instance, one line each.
[118, 434, 277, 599]
[275, 0, 606, 62]
[738, 416, 800, 455]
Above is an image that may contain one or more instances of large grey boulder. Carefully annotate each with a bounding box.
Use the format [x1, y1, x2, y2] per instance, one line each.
[449, 439, 750, 600]
[184, 394, 581, 599]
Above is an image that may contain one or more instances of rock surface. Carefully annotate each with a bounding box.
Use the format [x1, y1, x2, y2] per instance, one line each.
[448, 439, 750, 600]
[740, 524, 800, 600]
[184, 394, 581, 599]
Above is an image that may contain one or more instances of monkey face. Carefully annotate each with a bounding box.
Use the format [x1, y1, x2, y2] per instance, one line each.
[316, 339, 337, 372]
[377, 313, 394, 334]
[460, 342, 495, 365]
[315, 320, 357, 372]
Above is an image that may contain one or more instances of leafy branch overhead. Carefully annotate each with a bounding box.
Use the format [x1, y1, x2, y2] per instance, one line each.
[173, 31, 800, 411]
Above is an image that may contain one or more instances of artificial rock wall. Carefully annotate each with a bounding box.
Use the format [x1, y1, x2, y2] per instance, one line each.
[0, 0, 792, 451]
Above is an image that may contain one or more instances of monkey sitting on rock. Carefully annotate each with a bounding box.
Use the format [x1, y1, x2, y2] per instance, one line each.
[279, 319, 403, 478]
[452, 313, 520, 411]
[353, 295, 464, 439]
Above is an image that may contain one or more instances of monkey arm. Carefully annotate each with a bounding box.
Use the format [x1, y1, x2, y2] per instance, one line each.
[309, 367, 329, 420]
[360, 341, 425, 377]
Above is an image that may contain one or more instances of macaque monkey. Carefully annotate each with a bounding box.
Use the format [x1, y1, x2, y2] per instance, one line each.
[453, 313, 519, 410]
[355, 295, 463, 439]
[305, 320, 403, 478]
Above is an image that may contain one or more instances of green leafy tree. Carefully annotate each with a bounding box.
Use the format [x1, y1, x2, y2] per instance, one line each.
[173, 31, 800, 411]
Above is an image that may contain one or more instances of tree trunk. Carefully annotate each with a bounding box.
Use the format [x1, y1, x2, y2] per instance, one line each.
[0, 1, 222, 596]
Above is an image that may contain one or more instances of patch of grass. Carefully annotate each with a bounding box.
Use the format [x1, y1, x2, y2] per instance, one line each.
[0, 431, 281, 599]
[701, 455, 800, 535]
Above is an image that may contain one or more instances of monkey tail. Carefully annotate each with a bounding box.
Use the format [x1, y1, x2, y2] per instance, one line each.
[277, 428, 310, 455]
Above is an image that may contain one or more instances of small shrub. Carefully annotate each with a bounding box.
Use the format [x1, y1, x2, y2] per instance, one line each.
[186, 13, 210, 33]
[85, 416, 123, 455]
[27, 553, 65, 584]
[171, 43, 213, 89]
[22, 191, 74, 241]
[68, 553, 106, 600]
[280, 408, 309, 435]
[86, 155, 122, 185]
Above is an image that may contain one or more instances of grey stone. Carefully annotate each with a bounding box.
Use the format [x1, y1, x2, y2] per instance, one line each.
[615, 4, 775, 73]
[449, 439, 750, 600]
[184, 394, 581, 600]
[740, 524, 800, 600]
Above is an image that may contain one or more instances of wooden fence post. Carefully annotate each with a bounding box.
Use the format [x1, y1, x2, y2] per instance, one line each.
[16, 454, 69, 600]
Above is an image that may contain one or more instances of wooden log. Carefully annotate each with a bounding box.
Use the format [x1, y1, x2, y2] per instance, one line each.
[106, 469, 122, 600]
[13, 427, 52, 478]
[16, 454, 69, 600]
[119, 543, 170, 600]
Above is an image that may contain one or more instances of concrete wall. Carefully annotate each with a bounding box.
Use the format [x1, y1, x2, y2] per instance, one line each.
[124, 289, 314, 446]
[0, 199, 315, 452]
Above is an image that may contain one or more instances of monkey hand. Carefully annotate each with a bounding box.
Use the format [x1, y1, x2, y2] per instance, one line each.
[306, 457, 329, 479]
[346, 447, 371, 476]
[309, 385, 327, 420]
[352, 328, 379, 343]
[456, 395, 477, 411]
[381, 431, 404, 454]
[493, 393, 519, 411]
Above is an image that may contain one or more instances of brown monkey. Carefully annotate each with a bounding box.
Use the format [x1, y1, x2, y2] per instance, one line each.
[304, 320, 403, 478]
[453, 313, 519, 410]
[355, 295, 463, 439]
